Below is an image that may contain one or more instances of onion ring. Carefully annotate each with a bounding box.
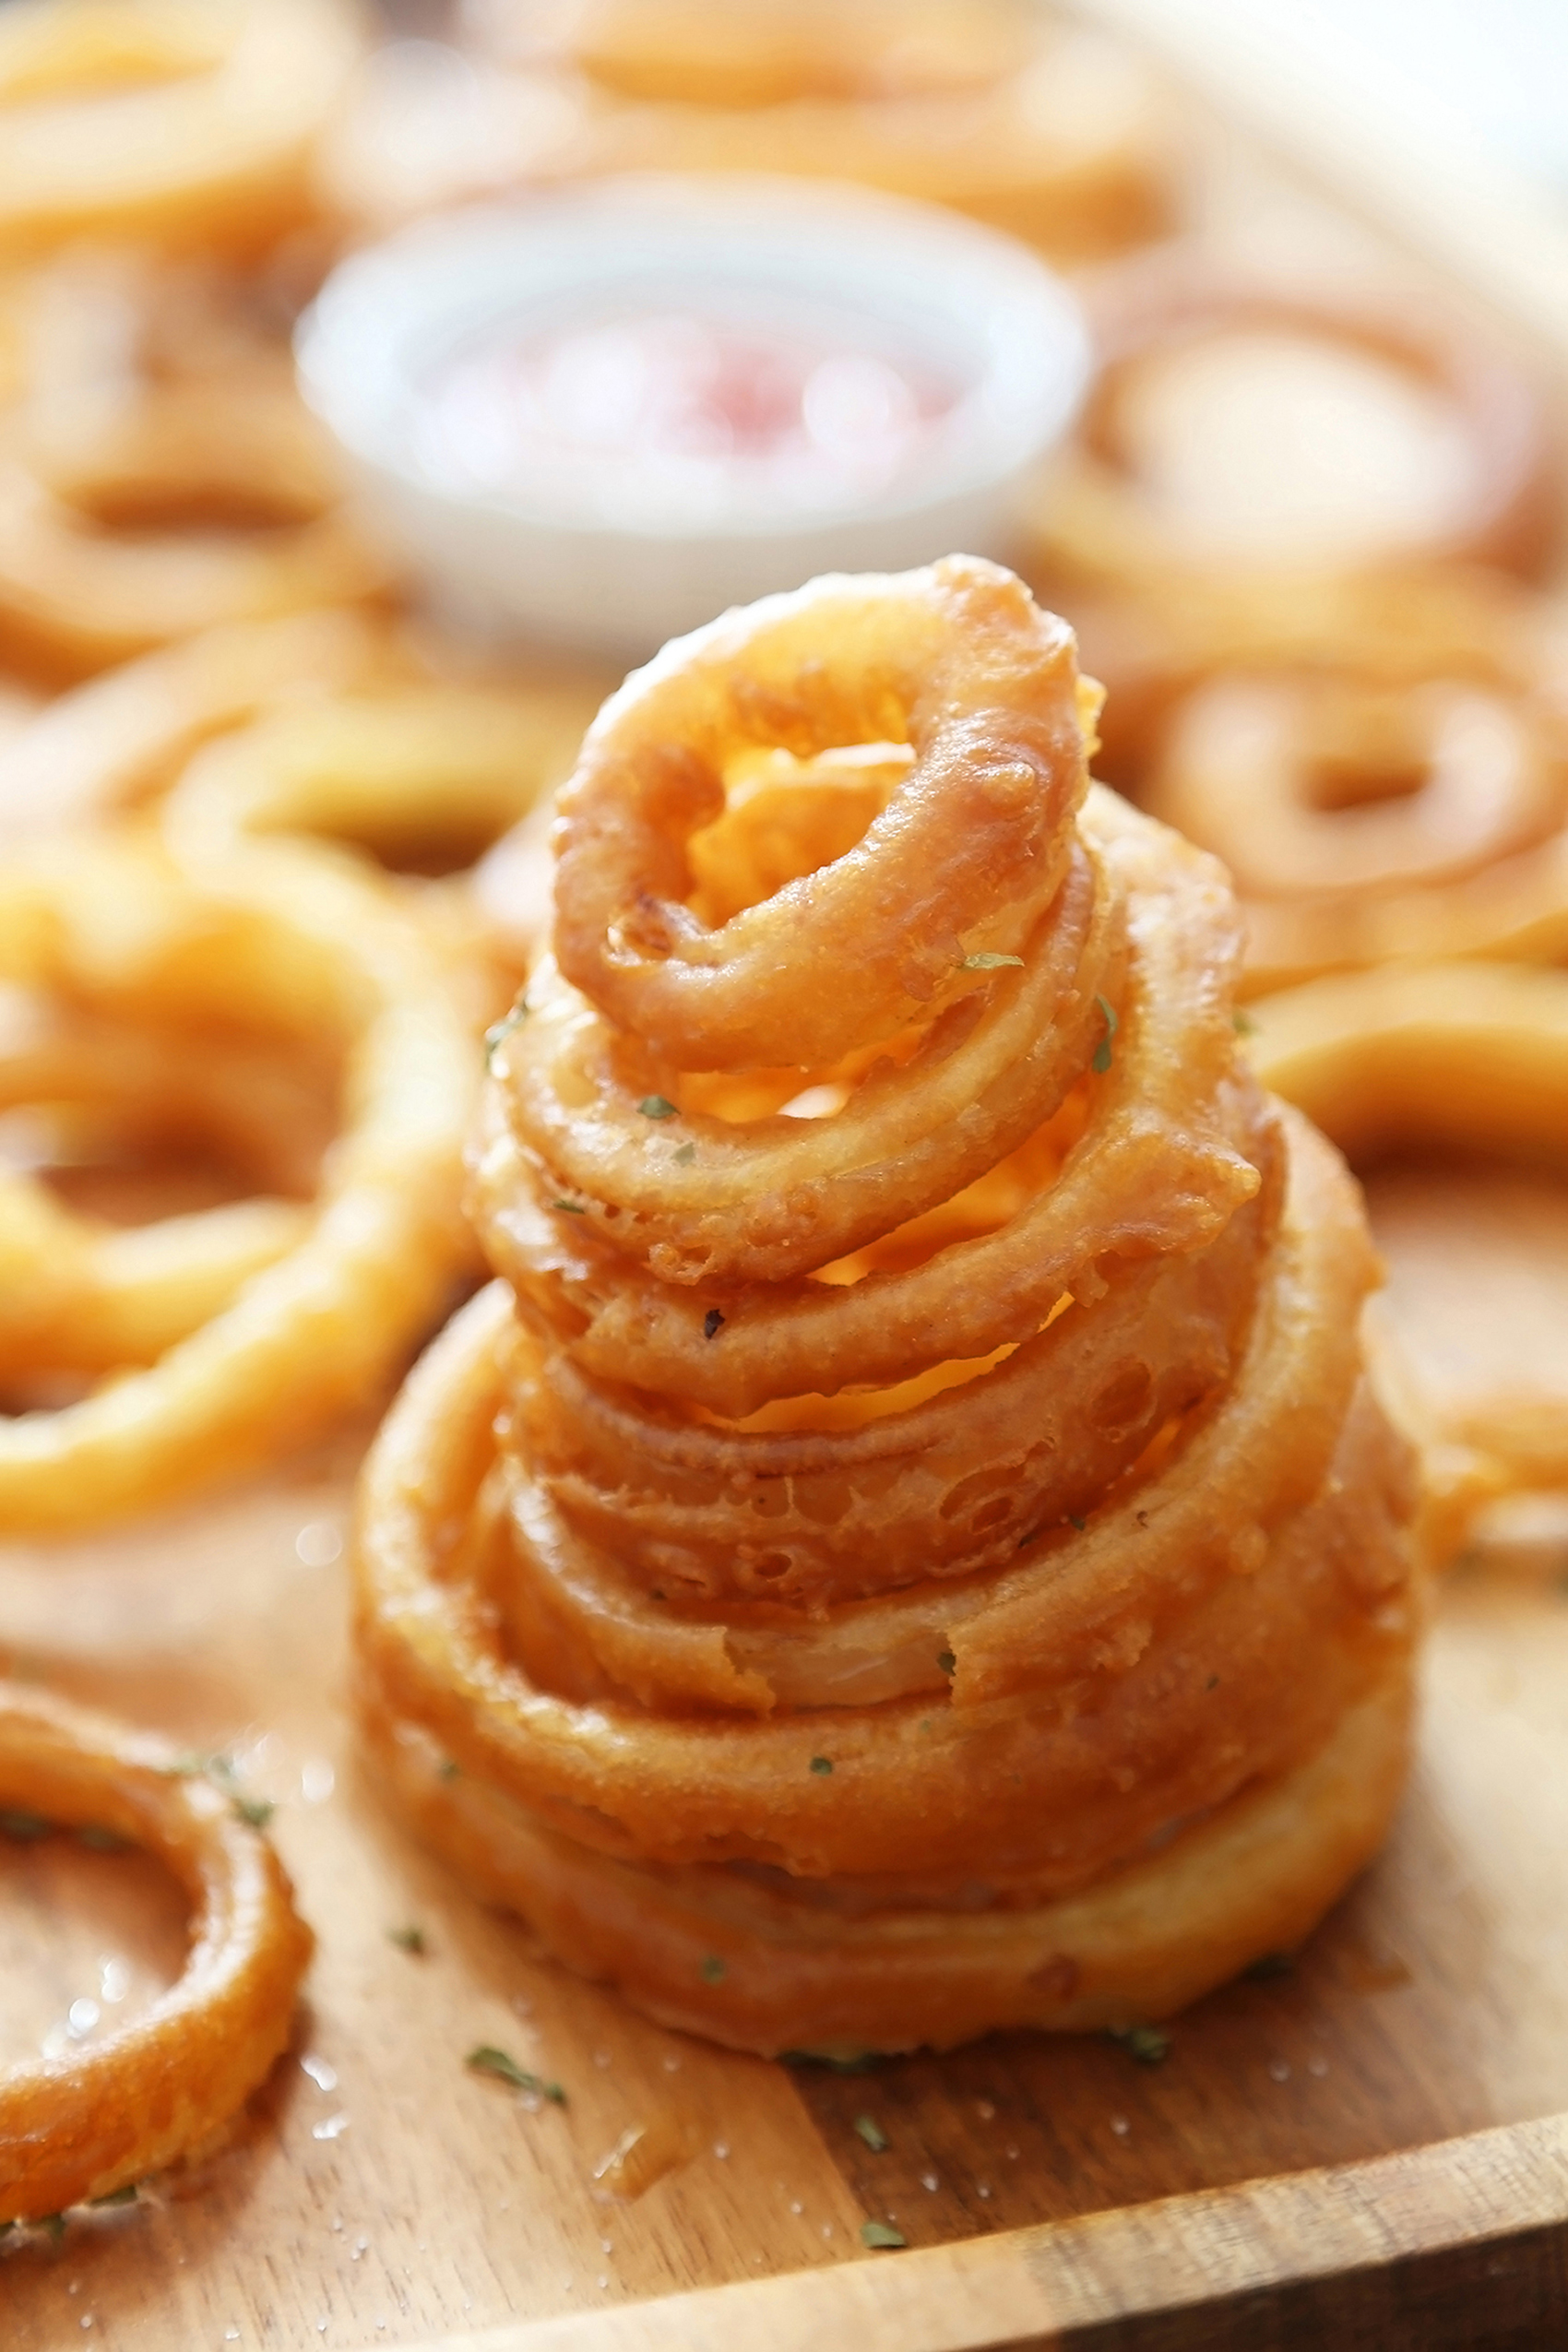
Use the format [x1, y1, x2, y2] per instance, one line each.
[1025, 256, 1557, 597]
[0, 0, 358, 263]
[1248, 959, 1568, 1509]
[0, 833, 477, 1530]
[0, 1682, 312, 2224]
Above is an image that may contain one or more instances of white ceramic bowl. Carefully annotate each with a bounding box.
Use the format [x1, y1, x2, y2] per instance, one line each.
[297, 174, 1090, 659]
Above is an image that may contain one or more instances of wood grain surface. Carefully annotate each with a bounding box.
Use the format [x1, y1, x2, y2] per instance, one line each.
[3, 1165, 1568, 2350]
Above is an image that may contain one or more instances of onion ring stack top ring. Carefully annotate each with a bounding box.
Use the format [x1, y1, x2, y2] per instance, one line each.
[356, 555, 1421, 2057]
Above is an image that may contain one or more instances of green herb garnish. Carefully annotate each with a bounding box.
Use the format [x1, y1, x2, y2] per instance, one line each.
[387, 1924, 429, 1956]
[483, 1001, 529, 1065]
[88, 2183, 138, 2209]
[781, 2049, 884, 2074]
[936, 1649, 956, 1677]
[436, 1758, 461, 1781]
[77, 1825, 131, 1854]
[466, 2046, 565, 2104]
[552, 1198, 588, 1215]
[1109, 2024, 1170, 2067]
[638, 1095, 678, 1120]
[853, 2115, 888, 2153]
[700, 1954, 727, 1984]
[673, 1141, 696, 1165]
[0, 1809, 51, 1841]
[1232, 1010, 1257, 1037]
[232, 1796, 275, 1832]
[961, 952, 1024, 972]
[1066, 1513, 1087, 1532]
[1243, 1950, 1295, 1982]
[1092, 993, 1119, 1075]
[809, 1756, 833, 1776]
[860, 2220, 906, 2250]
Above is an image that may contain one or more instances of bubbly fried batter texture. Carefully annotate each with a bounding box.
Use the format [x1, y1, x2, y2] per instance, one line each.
[0, 1682, 312, 2223]
[356, 556, 1421, 2055]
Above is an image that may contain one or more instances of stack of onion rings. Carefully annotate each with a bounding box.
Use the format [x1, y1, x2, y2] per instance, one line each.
[0, 1682, 312, 2225]
[0, 831, 478, 1531]
[355, 557, 1420, 2057]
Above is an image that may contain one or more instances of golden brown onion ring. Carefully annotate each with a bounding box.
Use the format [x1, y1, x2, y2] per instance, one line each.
[1026, 258, 1557, 597]
[552, 559, 1099, 1070]
[0, 0, 358, 262]
[0, 834, 476, 1529]
[0, 1682, 312, 2223]
[1248, 960, 1568, 1507]
[364, 1662, 1409, 2058]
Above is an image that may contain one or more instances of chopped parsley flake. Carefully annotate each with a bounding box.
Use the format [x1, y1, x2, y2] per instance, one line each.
[1109, 2024, 1170, 2067]
[77, 1825, 130, 1854]
[700, 1954, 727, 1983]
[854, 2115, 889, 2152]
[673, 1141, 696, 1165]
[961, 951, 1024, 971]
[810, 1756, 833, 1776]
[781, 2049, 883, 2073]
[436, 1758, 461, 1781]
[483, 1001, 529, 1065]
[551, 1198, 588, 1215]
[88, 2183, 138, 2208]
[936, 1649, 956, 1676]
[1066, 1513, 1087, 1532]
[466, 2046, 566, 2104]
[0, 1808, 51, 1841]
[638, 1095, 678, 1120]
[1092, 993, 1119, 1075]
[1244, 1950, 1295, 1982]
[232, 1796, 275, 1832]
[860, 2220, 906, 2250]
[704, 1308, 725, 1339]
[387, 1924, 429, 1956]
[1232, 1010, 1257, 1037]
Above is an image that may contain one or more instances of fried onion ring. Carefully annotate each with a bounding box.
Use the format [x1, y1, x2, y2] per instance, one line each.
[449, 12, 1175, 265]
[0, 1682, 312, 2223]
[0, 833, 476, 1530]
[357, 559, 1420, 2053]
[1248, 959, 1568, 1509]
[1025, 257, 1557, 598]
[0, 0, 358, 263]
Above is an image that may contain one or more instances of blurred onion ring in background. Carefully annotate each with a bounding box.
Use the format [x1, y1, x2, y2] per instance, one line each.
[440, 2, 1174, 263]
[0, 1682, 313, 2226]
[0, 834, 477, 1532]
[1248, 958, 1568, 1510]
[1025, 258, 1557, 599]
[0, 0, 358, 261]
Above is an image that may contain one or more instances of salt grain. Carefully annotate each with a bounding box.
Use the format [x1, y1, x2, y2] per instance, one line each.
[921, 2172, 939, 2193]
[301, 2056, 338, 2092]
[313, 2114, 350, 2140]
[1307, 2054, 1329, 2078]
[295, 1521, 342, 1567]
[1267, 2060, 1291, 2084]
[976, 2099, 996, 2120]
[713, 2142, 729, 2160]
[1111, 2116, 1130, 2137]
